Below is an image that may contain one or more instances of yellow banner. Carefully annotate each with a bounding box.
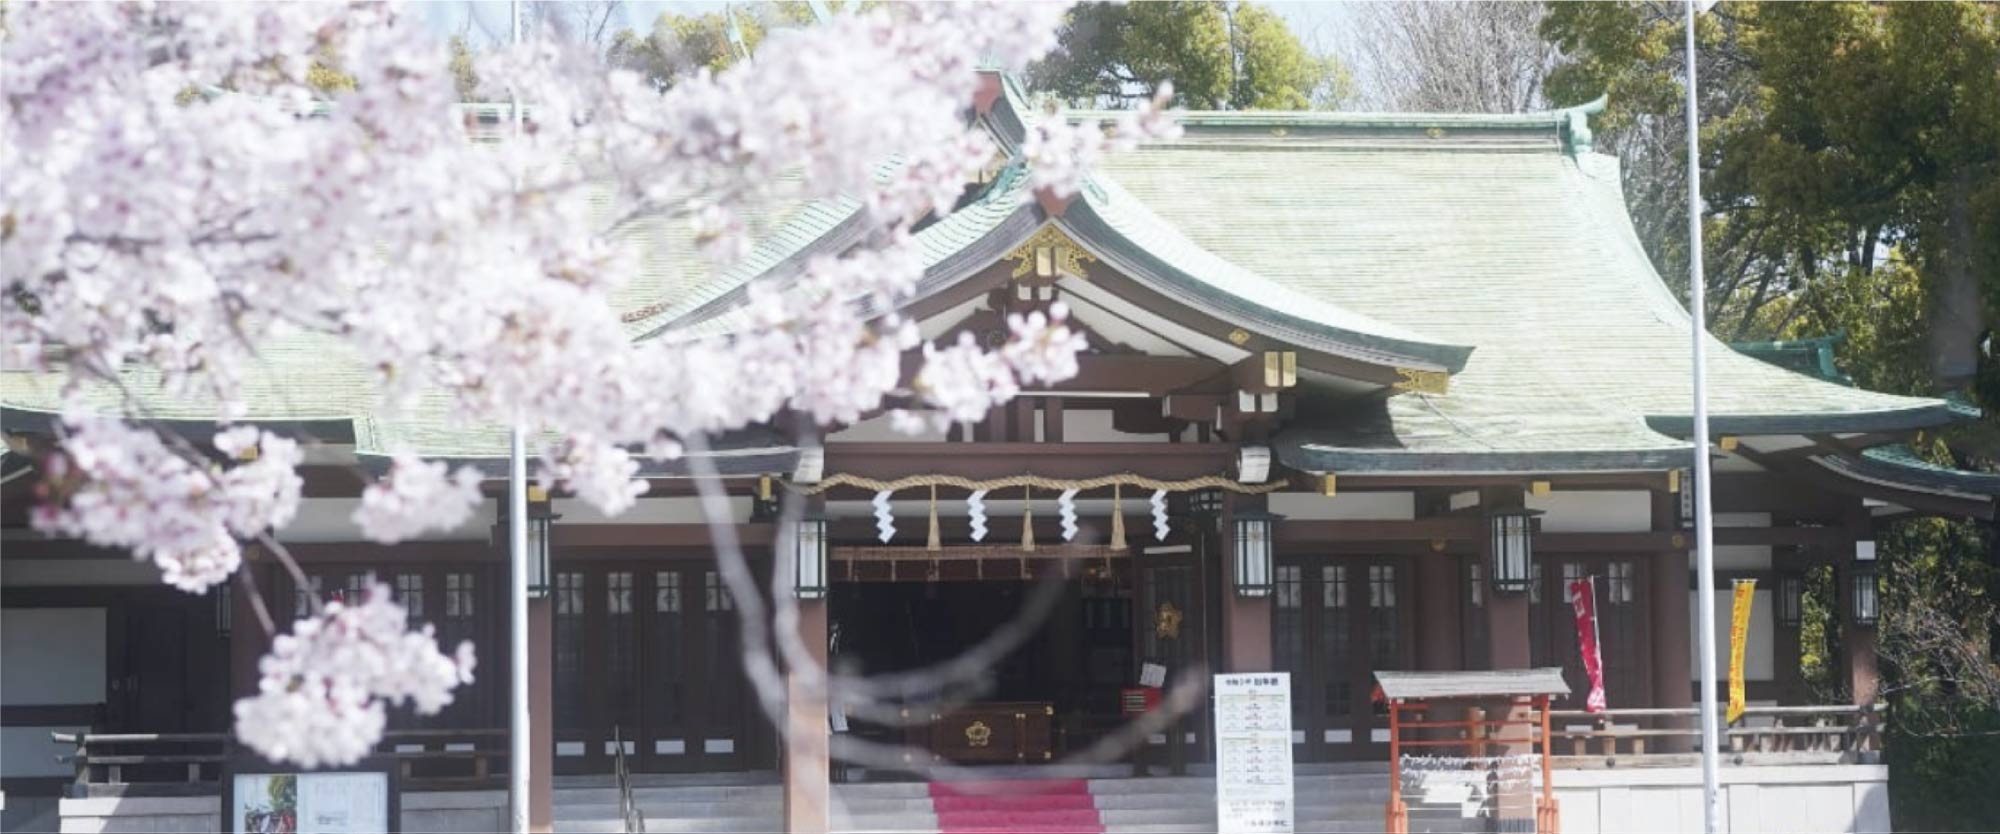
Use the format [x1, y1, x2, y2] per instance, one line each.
[1727, 579, 1756, 724]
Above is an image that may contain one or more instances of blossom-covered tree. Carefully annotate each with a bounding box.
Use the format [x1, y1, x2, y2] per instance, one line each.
[2, 1, 1177, 766]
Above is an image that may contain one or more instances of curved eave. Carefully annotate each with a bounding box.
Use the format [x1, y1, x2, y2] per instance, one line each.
[1645, 402, 1967, 437]
[1053, 198, 1473, 374]
[1810, 453, 1998, 520]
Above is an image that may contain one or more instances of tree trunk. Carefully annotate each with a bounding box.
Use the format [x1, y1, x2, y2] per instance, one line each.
[1927, 166, 1987, 392]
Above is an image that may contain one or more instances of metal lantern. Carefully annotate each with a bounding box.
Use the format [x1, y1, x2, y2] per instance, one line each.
[525, 490, 557, 599]
[794, 514, 830, 600]
[1488, 509, 1540, 594]
[1850, 563, 1879, 627]
[1233, 510, 1281, 598]
[1777, 574, 1804, 628]
[1187, 488, 1226, 518]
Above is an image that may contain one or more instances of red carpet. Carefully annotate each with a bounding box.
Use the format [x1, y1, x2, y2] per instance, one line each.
[929, 779, 1105, 834]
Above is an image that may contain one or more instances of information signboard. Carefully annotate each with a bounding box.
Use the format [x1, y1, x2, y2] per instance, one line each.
[226, 752, 397, 834]
[1214, 672, 1294, 834]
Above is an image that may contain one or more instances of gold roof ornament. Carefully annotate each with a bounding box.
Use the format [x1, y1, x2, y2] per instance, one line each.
[1005, 224, 1098, 280]
[1391, 367, 1449, 395]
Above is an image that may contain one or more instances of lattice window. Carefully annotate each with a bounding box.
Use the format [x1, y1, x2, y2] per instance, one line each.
[607, 572, 634, 616]
[395, 573, 424, 619]
[444, 573, 476, 618]
[555, 572, 584, 616]
[1607, 562, 1636, 604]
[705, 571, 734, 612]
[655, 571, 681, 613]
[1275, 564, 1302, 610]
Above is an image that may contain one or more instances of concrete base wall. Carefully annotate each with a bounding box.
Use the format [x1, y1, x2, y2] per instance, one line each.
[1554, 765, 1891, 834]
[57, 790, 508, 834]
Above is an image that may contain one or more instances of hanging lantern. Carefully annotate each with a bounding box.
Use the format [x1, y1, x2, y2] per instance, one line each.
[1187, 488, 1225, 518]
[1233, 510, 1281, 598]
[1487, 508, 1541, 594]
[523, 486, 557, 599]
[1850, 563, 1879, 627]
[1777, 574, 1804, 628]
[794, 514, 830, 600]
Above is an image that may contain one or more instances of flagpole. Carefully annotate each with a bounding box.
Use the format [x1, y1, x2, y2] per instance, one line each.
[506, 3, 531, 834]
[1684, 1, 1725, 831]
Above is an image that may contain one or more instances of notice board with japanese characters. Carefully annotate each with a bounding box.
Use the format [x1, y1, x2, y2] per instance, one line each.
[1214, 672, 1293, 834]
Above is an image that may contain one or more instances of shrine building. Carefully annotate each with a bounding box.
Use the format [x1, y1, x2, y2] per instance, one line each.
[3, 74, 1994, 833]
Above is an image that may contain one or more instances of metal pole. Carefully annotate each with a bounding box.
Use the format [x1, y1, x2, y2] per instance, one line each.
[1684, 2, 1724, 831]
[507, 5, 531, 834]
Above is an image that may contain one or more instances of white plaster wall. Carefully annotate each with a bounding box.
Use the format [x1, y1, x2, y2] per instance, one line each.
[1553, 765, 1890, 834]
[275, 498, 496, 542]
[1061, 409, 1169, 443]
[1526, 491, 1652, 533]
[552, 496, 752, 525]
[1690, 588, 1775, 681]
[1268, 492, 1415, 521]
[829, 412, 947, 443]
[2, 608, 106, 705]
[0, 558, 157, 587]
[3, 725, 86, 778]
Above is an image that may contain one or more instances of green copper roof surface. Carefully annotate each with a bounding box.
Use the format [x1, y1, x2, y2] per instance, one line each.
[4, 92, 1962, 470]
[1092, 127, 1952, 467]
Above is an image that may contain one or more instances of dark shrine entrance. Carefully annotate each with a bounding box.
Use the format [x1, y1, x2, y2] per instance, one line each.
[827, 546, 1206, 769]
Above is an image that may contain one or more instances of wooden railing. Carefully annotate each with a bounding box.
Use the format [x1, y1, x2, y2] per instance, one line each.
[1545, 704, 1884, 767]
[50, 729, 509, 797]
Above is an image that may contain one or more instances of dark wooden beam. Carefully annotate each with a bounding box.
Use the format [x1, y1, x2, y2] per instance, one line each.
[823, 442, 1234, 481]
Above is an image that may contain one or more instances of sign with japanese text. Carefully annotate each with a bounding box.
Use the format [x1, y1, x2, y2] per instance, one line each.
[1214, 672, 1294, 834]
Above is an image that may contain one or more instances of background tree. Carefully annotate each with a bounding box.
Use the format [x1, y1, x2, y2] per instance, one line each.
[1029, 1, 1349, 110]
[1342, 1, 1560, 113]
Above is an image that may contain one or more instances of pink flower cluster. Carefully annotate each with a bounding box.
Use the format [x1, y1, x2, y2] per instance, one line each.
[234, 580, 476, 768]
[32, 419, 302, 593]
[354, 454, 485, 544]
[4, 1, 1175, 765]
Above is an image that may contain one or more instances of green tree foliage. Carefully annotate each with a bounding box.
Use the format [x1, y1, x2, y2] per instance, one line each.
[605, 2, 855, 92]
[1544, 3, 2000, 398]
[1029, 1, 1349, 110]
[608, 9, 765, 91]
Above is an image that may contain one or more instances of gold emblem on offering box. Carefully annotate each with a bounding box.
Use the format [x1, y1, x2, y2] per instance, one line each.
[1155, 601, 1183, 641]
[964, 720, 993, 748]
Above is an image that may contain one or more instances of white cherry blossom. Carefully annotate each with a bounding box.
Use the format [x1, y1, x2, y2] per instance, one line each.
[31, 417, 302, 593]
[234, 580, 476, 768]
[4, 0, 1175, 764]
[353, 455, 486, 544]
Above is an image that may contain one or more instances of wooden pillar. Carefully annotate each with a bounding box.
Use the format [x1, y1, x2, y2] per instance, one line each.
[1414, 492, 1461, 672]
[1649, 488, 1694, 751]
[1482, 488, 1531, 670]
[528, 597, 554, 833]
[1840, 501, 1881, 706]
[783, 599, 831, 834]
[1221, 493, 1271, 672]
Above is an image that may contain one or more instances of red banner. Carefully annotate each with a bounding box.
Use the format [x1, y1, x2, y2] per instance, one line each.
[1568, 576, 1607, 713]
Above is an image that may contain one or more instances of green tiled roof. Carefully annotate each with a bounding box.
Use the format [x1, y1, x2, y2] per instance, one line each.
[1087, 113, 1953, 470]
[5, 88, 1965, 473]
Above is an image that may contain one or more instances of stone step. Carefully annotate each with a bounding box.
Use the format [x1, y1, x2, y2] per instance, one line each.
[556, 816, 782, 834]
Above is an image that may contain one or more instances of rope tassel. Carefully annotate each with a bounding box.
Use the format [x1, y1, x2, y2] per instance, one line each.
[1110, 483, 1127, 550]
[1021, 485, 1036, 553]
[927, 485, 941, 552]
